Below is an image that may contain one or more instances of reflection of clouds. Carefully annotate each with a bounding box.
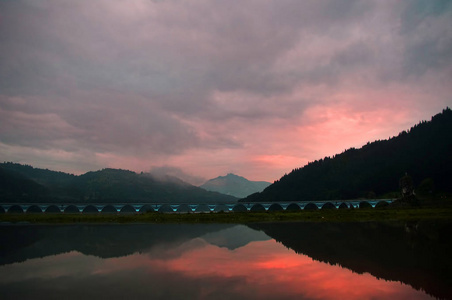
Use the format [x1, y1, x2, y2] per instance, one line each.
[162, 240, 432, 300]
[0, 251, 103, 283]
[0, 238, 433, 300]
[145, 237, 209, 260]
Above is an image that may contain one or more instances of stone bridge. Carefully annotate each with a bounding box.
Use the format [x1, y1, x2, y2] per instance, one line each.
[0, 199, 394, 213]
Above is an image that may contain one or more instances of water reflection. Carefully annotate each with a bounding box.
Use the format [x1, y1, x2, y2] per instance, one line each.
[0, 222, 449, 300]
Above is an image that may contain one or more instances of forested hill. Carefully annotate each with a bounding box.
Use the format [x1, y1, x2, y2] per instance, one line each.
[0, 164, 237, 203]
[243, 108, 452, 202]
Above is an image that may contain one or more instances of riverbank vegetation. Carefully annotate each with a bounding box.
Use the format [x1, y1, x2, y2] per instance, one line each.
[1, 205, 451, 224]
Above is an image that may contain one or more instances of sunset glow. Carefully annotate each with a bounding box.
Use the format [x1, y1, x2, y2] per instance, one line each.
[0, 1, 451, 182]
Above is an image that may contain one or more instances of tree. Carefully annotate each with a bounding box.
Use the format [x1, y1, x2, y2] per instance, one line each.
[399, 173, 414, 198]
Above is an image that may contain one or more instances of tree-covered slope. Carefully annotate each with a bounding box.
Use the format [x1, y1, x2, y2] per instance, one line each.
[70, 168, 237, 203]
[0, 167, 49, 201]
[243, 108, 452, 202]
[0, 164, 237, 203]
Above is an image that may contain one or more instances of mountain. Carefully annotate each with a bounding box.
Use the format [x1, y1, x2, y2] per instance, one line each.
[0, 167, 49, 200]
[0, 163, 237, 203]
[200, 173, 271, 198]
[243, 108, 452, 202]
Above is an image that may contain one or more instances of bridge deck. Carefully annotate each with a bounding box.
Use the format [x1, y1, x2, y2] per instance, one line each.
[0, 199, 395, 213]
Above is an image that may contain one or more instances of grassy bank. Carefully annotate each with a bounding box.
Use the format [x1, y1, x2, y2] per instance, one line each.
[1, 207, 451, 224]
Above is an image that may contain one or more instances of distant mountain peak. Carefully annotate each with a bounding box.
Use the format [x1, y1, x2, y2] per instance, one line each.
[200, 174, 271, 198]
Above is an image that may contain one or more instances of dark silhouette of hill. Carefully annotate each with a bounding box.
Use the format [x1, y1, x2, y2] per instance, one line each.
[0, 224, 235, 265]
[0, 167, 49, 201]
[250, 221, 452, 300]
[0, 163, 76, 202]
[0, 224, 271, 266]
[243, 108, 452, 202]
[0, 164, 237, 203]
[0, 163, 75, 186]
[200, 173, 271, 198]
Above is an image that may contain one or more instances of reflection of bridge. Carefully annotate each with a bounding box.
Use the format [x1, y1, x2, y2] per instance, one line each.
[0, 199, 394, 213]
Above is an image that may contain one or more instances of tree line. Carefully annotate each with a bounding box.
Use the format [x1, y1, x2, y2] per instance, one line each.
[243, 108, 452, 202]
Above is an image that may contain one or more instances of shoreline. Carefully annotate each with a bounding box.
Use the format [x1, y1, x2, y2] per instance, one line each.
[1, 207, 451, 224]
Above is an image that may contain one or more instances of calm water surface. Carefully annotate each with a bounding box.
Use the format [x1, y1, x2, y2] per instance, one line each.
[0, 222, 450, 300]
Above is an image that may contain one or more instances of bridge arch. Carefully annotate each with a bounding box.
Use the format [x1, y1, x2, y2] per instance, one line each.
[177, 204, 192, 213]
[321, 202, 336, 210]
[286, 203, 301, 211]
[45, 205, 61, 213]
[120, 205, 136, 213]
[213, 204, 229, 212]
[8, 205, 24, 213]
[139, 205, 154, 213]
[268, 203, 284, 211]
[158, 204, 173, 213]
[64, 205, 79, 213]
[101, 205, 117, 213]
[338, 202, 349, 209]
[303, 203, 318, 210]
[83, 205, 99, 213]
[250, 203, 266, 212]
[195, 204, 210, 213]
[232, 204, 247, 212]
[359, 201, 372, 209]
[26, 205, 42, 213]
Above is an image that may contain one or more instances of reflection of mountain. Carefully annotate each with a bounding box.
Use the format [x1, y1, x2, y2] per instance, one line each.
[249, 221, 452, 300]
[0, 224, 270, 266]
[2, 222, 451, 299]
[201, 225, 270, 250]
[0, 224, 233, 265]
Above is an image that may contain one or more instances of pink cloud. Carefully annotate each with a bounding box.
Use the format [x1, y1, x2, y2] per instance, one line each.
[0, 0, 451, 181]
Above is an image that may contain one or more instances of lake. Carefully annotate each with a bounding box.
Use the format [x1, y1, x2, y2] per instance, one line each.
[0, 221, 451, 299]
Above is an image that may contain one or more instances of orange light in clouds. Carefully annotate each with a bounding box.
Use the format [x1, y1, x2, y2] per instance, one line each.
[252, 154, 303, 169]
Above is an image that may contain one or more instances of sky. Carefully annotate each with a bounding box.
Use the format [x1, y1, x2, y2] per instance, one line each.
[0, 0, 451, 185]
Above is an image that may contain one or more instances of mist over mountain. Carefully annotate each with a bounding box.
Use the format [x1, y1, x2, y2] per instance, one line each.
[200, 173, 271, 198]
[0, 164, 237, 204]
[243, 108, 452, 202]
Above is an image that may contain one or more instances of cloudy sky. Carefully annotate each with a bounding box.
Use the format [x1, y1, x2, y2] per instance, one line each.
[1, 0, 451, 184]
